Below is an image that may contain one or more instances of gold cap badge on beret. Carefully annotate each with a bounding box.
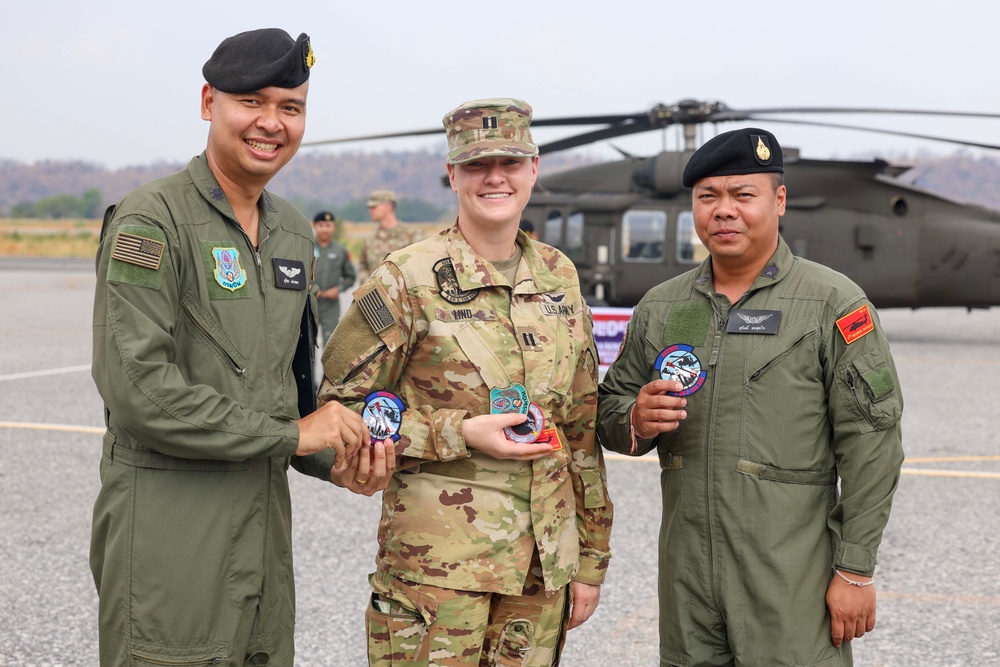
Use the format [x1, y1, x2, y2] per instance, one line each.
[754, 136, 771, 163]
[442, 98, 537, 165]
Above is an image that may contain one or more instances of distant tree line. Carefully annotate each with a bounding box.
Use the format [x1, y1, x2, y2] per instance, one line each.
[7, 188, 104, 219]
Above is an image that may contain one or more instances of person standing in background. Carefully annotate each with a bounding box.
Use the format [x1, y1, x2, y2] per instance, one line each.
[312, 210, 356, 346]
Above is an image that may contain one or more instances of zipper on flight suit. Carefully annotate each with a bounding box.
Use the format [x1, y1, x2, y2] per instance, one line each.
[846, 371, 877, 430]
[184, 306, 247, 377]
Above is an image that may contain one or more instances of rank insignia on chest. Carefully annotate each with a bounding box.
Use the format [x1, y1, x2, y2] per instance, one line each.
[362, 391, 406, 444]
[836, 304, 875, 344]
[727, 309, 782, 335]
[212, 247, 247, 292]
[434, 258, 480, 304]
[656, 344, 707, 397]
[504, 401, 545, 443]
[490, 384, 529, 415]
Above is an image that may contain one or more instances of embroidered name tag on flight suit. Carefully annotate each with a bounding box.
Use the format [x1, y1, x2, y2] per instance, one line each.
[726, 309, 782, 334]
[272, 258, 306, 290]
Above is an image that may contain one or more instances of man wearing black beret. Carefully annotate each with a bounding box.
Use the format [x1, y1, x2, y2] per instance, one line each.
[598, 127, 904, 665]
[90, 28, 394, 665]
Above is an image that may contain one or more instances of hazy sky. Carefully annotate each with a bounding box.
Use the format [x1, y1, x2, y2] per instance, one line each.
[5, 0, 1000, 168]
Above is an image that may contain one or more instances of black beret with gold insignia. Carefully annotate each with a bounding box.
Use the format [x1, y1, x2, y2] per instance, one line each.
[682, 127, 783, 188]
[203, 28, 313, 93]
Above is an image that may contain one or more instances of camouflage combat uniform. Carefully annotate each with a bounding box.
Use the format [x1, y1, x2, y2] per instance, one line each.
[358, 223, 423, 284]
[314, 223, 613, 665]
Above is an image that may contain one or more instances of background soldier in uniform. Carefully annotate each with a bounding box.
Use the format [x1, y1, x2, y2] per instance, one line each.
[597, 128, 904, 666]
[316, 98, 613, 666]
[312, 210, 356, 346]
[89, 29, 393, 666]
[357, 189, 422, 283]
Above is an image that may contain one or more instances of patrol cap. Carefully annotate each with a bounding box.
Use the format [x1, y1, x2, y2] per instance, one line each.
[442, 98, 537, 165]
[203, 28, 314, 93]
[682, 127, 783, 188]
[366, 190, 397, 207]
[313, 211, 335, 223]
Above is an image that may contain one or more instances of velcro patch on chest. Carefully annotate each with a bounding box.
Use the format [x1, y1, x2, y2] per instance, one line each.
[272, 258, 307, 290]
[836, 304, 875, 344]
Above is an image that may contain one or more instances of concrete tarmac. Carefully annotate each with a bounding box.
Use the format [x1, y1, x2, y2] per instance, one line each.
[1, 258, 998, 666]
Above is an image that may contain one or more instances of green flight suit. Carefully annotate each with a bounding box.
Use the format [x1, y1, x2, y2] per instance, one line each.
[313, 239, 356, 345]
[597, 238, 904, 667]
[90, 154, 316, 666]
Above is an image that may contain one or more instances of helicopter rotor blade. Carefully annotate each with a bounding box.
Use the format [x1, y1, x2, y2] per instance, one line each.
[301, 127, 444, 147]
[742, 117, 1000, 152]
[712, 106, 1000, 121]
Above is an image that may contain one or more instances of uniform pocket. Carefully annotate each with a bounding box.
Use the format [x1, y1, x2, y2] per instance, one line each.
[578, 468, 607, 509]
[366, 594, 429, 664]
[493, 618, 533, 666]
[837, 347, 902, 433]
[130, 640, 226, 666]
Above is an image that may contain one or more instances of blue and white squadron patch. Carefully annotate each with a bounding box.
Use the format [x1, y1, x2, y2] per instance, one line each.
[363, 390, 406, 444]
[212, 247, 246, 292]
[656, 344, 707, 397]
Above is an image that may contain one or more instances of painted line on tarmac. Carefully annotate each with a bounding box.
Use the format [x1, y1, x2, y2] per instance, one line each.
[0, 363, 91, 382]
[0, 421, 104, 435]
[905, 455, 1000, 463]
[605, 454, 1000, 479]
[880, 590, 1000, 607]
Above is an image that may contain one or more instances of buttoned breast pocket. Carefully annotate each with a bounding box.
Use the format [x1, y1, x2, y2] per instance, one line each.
[741, 317, 830, 471]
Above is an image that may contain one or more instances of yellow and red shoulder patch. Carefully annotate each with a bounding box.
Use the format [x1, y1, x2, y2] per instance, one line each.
[836, 304, 875, 344]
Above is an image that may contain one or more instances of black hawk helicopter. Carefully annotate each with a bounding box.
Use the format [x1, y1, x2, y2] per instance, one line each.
[303, 100, 1000, 309]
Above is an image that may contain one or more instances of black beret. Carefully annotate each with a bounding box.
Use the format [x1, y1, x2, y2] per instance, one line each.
[313, 211, 335, 223]
[203, 29, 313, 93]
[682, 127, 783, 188]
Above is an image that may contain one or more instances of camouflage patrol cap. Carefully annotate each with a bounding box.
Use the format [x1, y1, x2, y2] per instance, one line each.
[203, 28, 314, 93]
[442, 98, 538, 165]
[366, 190, 397, 207]
[682, 127, 783, 188]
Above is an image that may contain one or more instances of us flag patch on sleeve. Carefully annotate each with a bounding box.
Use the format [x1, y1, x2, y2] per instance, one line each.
[111, 232, 165, 271]
[836, 304, 875, 344]
[358, 288, 396, 334]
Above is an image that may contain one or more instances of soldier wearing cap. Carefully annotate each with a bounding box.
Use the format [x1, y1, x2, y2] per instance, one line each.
[316, 98, 614, 666]
[312, 210, 357, 346]
[89, 29, 394, 666]
[597, 127, 904, 666]
[357, 188, 423, 283]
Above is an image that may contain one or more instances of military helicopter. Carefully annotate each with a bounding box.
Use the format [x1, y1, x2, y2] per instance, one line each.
[303, 100, 1000, 309]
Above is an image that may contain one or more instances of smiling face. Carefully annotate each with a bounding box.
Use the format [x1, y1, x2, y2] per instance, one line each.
[692, 172, 786, 271]
[201, 82, 308, 190]
[447, 155, 538, 231]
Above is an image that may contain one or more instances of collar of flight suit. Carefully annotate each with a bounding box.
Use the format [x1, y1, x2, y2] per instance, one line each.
[188, 152, 280, 236]
[692, 235, 796, 299]
[445, 221, 566, 296]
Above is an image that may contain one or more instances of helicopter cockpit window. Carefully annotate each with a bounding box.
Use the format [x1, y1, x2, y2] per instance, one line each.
[565, 212, 584, 262]
[676, 211, 705, 263]
[544, 211, 562, 245]
[622, 210, 666, 262]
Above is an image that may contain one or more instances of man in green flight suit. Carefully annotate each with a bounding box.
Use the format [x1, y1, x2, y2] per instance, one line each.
[312, 210, 357, 346]
[597, 128, 904, 667]
[90, 29, 394, 666]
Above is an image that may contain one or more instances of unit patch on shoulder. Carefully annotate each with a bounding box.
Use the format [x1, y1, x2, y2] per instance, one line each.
[112, 232, 164, 271]
[434, 258, 479, 304]
[836, 304, 875, 344]
[357, 287, 396, 334]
